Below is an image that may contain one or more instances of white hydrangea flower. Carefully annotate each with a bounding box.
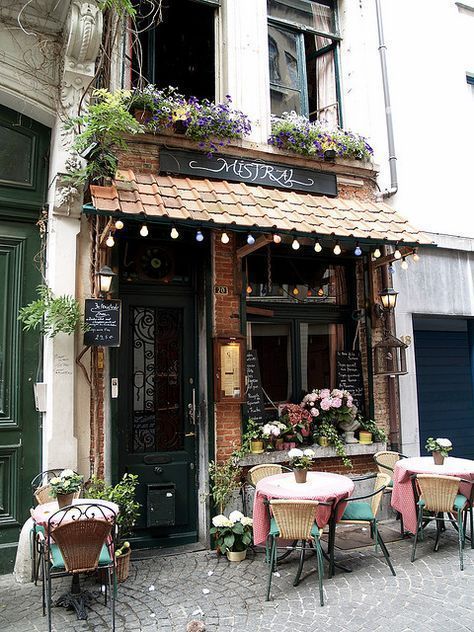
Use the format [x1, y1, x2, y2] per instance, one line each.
[229, 510, 244, 523]
[303, 449, 316, 458]
[212, 514, 229, 527]
[241, 517, 253, 527]
[288, 448, 303, 459]
[50, 477, 61, 485]
[60, 469, 74, 478]
[436, 438, 452, 448]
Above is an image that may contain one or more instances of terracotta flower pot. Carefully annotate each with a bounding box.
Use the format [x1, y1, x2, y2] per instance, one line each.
[226, 549, 247, 562]
[57, 492, 75, 508]
[293, 469, 308, 484]
[275, 438, 284, 450]
[433, 451, 445, 465]
[133, 109, 153, 125]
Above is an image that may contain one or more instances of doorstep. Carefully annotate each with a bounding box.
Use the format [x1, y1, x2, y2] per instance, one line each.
[238, 441, 386, 467]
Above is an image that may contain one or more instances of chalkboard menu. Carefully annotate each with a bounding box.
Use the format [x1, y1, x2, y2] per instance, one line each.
[245, 350, 267, 424]
[84, 299, 121, 347]
[336, 351, 365, 415]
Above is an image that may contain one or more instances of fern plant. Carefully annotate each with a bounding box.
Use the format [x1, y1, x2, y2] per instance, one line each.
[18, 285, 85, 337]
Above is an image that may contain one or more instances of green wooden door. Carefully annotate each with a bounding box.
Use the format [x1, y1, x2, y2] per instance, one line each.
[117, 292, 198, 548]
[0, 220, 41, 572]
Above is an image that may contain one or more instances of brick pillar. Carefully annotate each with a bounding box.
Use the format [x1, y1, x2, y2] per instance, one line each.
[212, 231, 243, 461]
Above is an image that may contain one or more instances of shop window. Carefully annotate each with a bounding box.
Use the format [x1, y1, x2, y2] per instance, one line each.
[0, 124, 33, 187]
[135, 0, 217, 101]
[267, 0, 340, 125]
[251, 323, 292, 402]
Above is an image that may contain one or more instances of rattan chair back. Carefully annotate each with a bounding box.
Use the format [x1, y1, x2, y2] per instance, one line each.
[248, 464, 286, 487]
[47, 503, 116, 574]
[374, 451, 402, 477]
[416, 474, 461, 513]
[270, 499, 319, 540]
[370, 472, 391, 516]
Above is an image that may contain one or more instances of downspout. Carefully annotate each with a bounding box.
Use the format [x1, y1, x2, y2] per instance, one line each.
[375, 0, 398, 198]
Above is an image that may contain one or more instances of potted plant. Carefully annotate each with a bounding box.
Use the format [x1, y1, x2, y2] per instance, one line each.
[18, 285, 86, 337]
[288, 448, 317, 483]
[312, 420, 352, 469]
[127, 85, 158, 124]
[209, 454, 242, 514]
[245, 418, 264, 454]
[49, 470, 83, 508]
[262, 421, 287, 451]
[358, 418, 387, 445]
[425, 437, 452, 465]
[87, 473, 140, 582]
[279, 404, 313, 444]
[210, 510, 253, 561]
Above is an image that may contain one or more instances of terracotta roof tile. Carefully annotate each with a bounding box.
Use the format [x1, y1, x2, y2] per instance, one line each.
[89, 173, 432, 245]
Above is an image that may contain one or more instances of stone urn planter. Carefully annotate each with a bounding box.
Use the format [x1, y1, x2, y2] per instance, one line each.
[432, 451, 444, 465]
[293, 469, 308, 484]
[226, 549, 247, 562]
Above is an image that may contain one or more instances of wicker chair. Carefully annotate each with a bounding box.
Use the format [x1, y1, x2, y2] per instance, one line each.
[30, 469, 82, 584]
[373, 451, 407, 535]
[247, 464, 292, 487]
[266, 499, 330, 605]
[38, 503, 117, 631]
[411, 474, 470, 570]
[331, 472, 395, 577]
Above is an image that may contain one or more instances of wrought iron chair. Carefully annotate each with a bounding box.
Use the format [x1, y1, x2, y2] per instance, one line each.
[373, 450, 407, 535]
[37, 502, 117, 631]
[30, 469, 82, 584]
[411, 474, 471, 570]
[266, 499, 331, 605]
[330, 472, 396, 577]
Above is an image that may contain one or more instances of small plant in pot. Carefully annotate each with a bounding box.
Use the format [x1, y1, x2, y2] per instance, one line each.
[279, 404, 313, 444]
[210, 510, 253, 562]
[312, 421, 353, 469]
[288, 448, 317, 483]
[245, 418, 264, 454]
[49, 470, 83, 508]
[425, 437, 452, 465]
[358, 417, 387, 445]
[87, 473, 140, 582]
[262, 421, 287, 451]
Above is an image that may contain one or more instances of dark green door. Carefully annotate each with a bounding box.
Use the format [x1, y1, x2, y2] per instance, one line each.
[118, 292, 198, 548]
[0, 220, 41, 572]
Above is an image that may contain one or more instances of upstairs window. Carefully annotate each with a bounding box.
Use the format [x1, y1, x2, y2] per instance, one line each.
[135, 0, 218, 101]
[268, 0, 341, 126]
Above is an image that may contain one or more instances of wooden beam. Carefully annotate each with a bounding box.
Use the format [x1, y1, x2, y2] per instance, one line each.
[236, 235, 272, 260]
[371, 246, 415, 269]
[246, 306, 274, 317]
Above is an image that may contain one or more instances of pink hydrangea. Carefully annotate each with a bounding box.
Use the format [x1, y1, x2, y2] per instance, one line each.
[332, 389, 343, 398]
[319, 389, 331, 399]
[310, 407, 319, 417]
[320, 398, 331, 411]
[331, 397, 342, 408]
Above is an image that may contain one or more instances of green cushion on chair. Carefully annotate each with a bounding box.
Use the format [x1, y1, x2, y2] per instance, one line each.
[418, 494, 468, 511]
[50, 543, 112, 570]
[340, 502, 375, 522]
[269, 517, 321, 539]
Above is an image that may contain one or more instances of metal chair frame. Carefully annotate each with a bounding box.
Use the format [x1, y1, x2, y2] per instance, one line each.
[373, 451, 407, 535]
[38, 502, 117, 631]
[331, 473, 396, 577]
[265, 499, 332, 605]
[410, 473, 473, 571]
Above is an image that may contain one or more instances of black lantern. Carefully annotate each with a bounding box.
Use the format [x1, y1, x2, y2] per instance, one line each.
[373, 333, 408, 376]
[96, 265, 116, 296]
[379, 287, 398, 310]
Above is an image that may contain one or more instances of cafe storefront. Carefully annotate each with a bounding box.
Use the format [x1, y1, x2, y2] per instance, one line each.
[83, 132, 430, 549]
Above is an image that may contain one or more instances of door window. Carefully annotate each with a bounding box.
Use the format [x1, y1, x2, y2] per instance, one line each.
[131, 306, 184, 452]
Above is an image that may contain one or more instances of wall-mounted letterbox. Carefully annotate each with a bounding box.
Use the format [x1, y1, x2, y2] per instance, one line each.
[147, 483, 176, 527]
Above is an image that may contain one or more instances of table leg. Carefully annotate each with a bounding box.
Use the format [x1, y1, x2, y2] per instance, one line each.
[55, 574, 95, 620]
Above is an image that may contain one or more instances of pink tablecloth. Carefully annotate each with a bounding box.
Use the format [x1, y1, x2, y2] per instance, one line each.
[32, 499, 119, 531]
[253, 472, 354, 545]
[391, 456, 474, 535]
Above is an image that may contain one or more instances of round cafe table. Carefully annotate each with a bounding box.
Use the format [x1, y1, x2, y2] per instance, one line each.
[391, 456, 474, 535]
[32, 498, 119, 529]
[252, 471, 354, 546]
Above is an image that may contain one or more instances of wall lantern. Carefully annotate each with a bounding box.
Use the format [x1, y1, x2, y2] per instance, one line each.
[373, 333, 408, 376]
[96, 265, 116, 296]
[379, 287, 398, 310]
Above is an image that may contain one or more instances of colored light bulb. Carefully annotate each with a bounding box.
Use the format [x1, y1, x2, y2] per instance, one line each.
[247, 233, 255, 245]
[354, 244, 362, 256]
[273, 234, 282, 244]
[195, 230, 204, 242]
[114, 220, 124, 230]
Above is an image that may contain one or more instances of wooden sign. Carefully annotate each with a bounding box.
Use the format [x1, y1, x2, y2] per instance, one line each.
[160, 148, 338, 197]
[245, 350, 267, 424]
[336, 350, 365, 415]
[84, 299, 121, 347]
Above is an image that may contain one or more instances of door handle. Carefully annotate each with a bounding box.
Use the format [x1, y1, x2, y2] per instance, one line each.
[187, 386, 197, 425]
[185, 432, 196, 438]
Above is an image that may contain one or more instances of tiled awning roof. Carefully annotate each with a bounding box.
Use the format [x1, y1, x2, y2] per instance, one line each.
[88, 170, 432, 245]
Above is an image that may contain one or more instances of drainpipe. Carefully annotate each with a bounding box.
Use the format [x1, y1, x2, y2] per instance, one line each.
[375, 0, 398, 198]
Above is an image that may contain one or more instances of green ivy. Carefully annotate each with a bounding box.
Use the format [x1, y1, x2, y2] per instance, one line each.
[18, 285, 85, 337]
[314, 421, 352, 468]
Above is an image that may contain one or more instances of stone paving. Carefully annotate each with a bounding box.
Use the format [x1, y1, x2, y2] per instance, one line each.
[1, 524, 473, 632]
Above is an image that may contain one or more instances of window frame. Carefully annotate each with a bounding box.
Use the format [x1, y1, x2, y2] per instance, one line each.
[268, 0, 343, 124]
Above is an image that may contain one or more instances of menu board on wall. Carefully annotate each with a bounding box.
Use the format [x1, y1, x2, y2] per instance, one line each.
[245, 350, 267, 424]
[83, 299, 121, 347]
[336, 350, 365, 415]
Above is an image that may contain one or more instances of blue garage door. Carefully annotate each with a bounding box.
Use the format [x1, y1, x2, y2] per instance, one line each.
[414, 322, 474, 459]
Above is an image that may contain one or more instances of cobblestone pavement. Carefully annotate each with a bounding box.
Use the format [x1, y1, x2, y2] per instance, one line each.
[1, 524, 473, 632]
